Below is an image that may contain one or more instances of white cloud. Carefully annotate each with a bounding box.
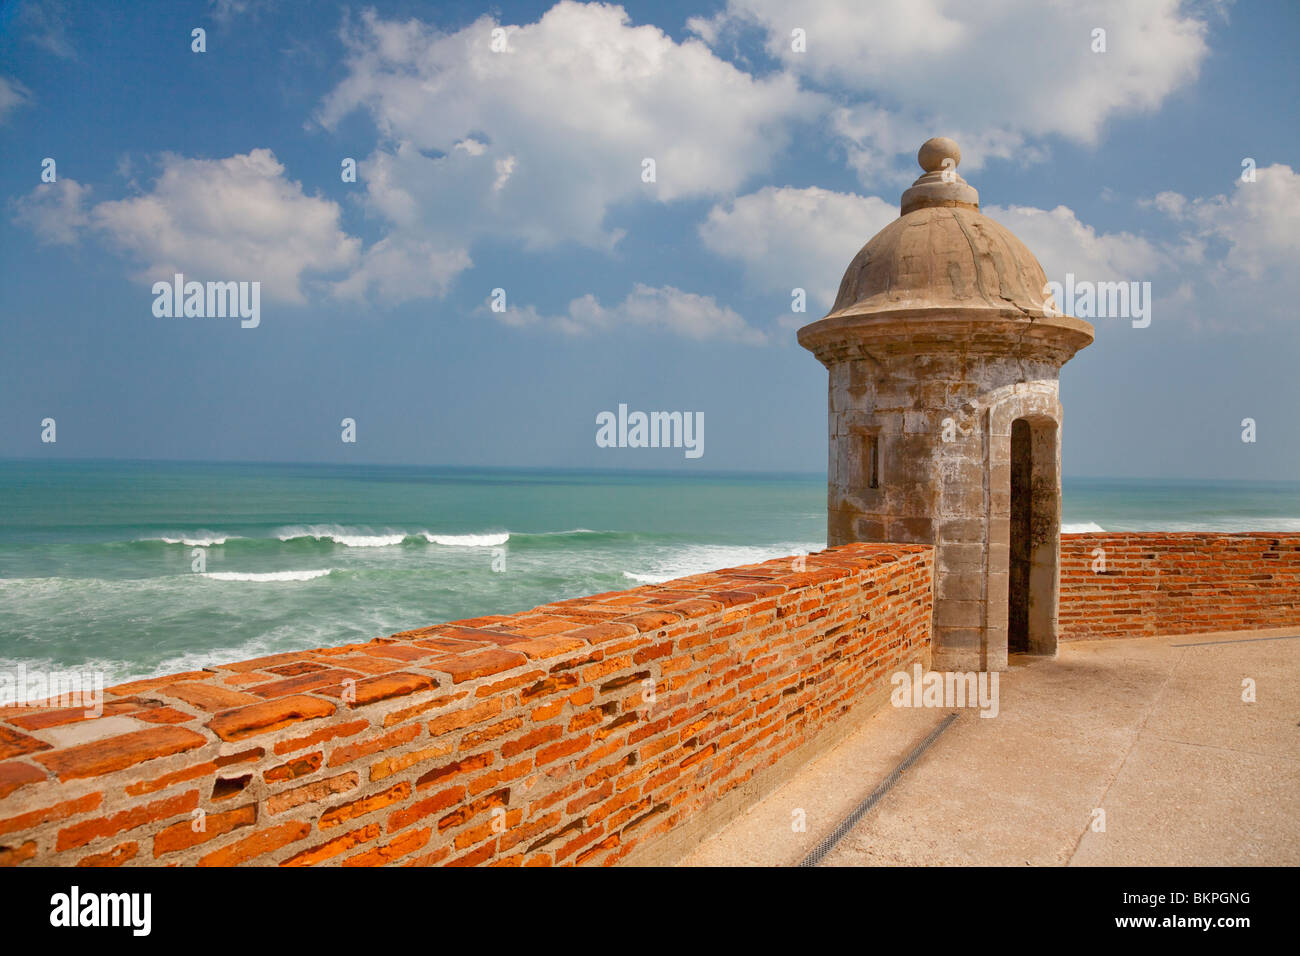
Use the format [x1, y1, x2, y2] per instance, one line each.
[209, 0, 271, 26]
[696, 166, 1299, 335]
[697, 0, 1209, 181]
[699, 185, 896, 311]
[982, 203, 1167, 285]
[499, 283, 767, 344]
[993, 170, 1300, 331]
[332, 236, 472, 304]
[19, 1, 76, 59]
[317, 1, 817, 303]
[699, 186, 1172, 322]
[91, 149, 359, 303]
[1135, 163, 1300, 330]
[829, 105, 1047, 186]
[11, 178, 90, 245]
[1148, 164, 1300, 280]
[0, 76, 30, 123]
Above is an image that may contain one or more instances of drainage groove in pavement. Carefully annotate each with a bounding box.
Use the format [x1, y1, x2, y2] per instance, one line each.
[797, 711, 960, 868]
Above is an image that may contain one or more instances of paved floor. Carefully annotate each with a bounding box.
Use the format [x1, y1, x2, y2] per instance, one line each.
[682, 628, 1299, 867]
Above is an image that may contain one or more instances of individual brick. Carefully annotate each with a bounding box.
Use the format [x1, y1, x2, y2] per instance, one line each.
[0, 841, 38, 866]
[5, 699, 142, 731]
[264, 752, 322, 782]
[342, 827, 432, 866]
[0, 792, 102, 838]
[267, 771, 359, 815]
[319, 782, 412, 829]
[500, 725, 563, 760]
[132, 706, 196, 725]
[382, 690, 470, 728]
[387, 786, 466, 833]
[0, 726, 52, 761]
[57, 790, 199, 851]
[198, 820, 311, 866]
[0, 761, 47, 799]
[434, 650, 528, 684]
[280, 824, 380, 867]
[153, 803, 256, 856]
[160, 682, 259, 711]
[426, 698, 502, 738]
[369, 741, 455, 782]
[207, 696, 335, 741]
[76, 841, 138, 867]
[104, 671, 210, 696]
[507, 636, 589, 660]
[326, 673, 437, 708]
[327, 723, 420, 767]
[221, 652, 316, 674]
[273, 718, 369, 755]
[215, 747, 264, 767]
[614, 610, 683, 632]
[427, 625, 529, 646]
[35, 726, 207, 781]
[246, 668, 362, 699]
[414, 752, 493, 790]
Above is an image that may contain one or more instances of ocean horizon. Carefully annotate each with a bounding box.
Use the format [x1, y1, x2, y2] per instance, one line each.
[2, 458, 1297, 686]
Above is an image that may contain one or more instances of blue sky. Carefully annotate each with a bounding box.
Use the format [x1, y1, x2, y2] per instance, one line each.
[1, 0, 1297, 478]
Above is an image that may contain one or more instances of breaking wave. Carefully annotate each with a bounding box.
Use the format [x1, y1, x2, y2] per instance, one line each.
[201, 569, 336, 582]
[273, 526, 408, 547]
[147, 534, 239, 547]
[421, 532, 510, 547]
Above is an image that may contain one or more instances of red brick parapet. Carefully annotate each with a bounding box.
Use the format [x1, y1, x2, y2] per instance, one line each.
[1061, 532, 1300, 640]
[0, 542, 932, 867]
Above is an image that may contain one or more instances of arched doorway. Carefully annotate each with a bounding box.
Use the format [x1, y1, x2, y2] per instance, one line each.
[1007, 416, 1060, 656]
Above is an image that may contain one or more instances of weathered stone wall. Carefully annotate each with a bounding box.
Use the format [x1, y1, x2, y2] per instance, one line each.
[1060, 532, 1300, 639]
[808, 323, 1070, 671]
[0, 543, 932, 867]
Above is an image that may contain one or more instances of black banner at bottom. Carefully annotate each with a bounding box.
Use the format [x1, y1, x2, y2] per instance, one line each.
[0, 864, 1286, 945]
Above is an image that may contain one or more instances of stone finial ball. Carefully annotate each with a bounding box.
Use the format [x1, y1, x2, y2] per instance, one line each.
[918, 137, 961, 173]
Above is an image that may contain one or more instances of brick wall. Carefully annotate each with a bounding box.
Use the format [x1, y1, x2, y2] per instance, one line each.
[0, 542, 932, 867]
[1060, 532, 1300, 639]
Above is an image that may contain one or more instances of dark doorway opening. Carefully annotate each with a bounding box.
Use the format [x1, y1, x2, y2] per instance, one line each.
[1009, 418, 1032, 653]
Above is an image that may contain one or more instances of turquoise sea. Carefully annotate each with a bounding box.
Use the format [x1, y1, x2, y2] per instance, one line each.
[1, 459, 1296, 684]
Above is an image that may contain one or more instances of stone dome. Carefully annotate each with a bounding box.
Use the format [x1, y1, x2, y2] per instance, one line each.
[826, 206, 1050, 319]
[825, 137, 1051, 321]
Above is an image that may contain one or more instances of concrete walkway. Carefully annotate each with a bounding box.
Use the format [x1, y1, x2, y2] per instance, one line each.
[682, 628, 1299, 867]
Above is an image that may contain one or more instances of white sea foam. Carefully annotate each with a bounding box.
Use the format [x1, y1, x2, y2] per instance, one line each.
[422, 532, 510, 547]
[1062, 518, 1300, 533]
[0, 609, 415, 687]
[152, 534, 236, 546]
[622, 571, 669, 584]
[327, 533, 405, 547]
[623, 542, 825, 585]
[1125, 517, 1300, 532]
[0, 633, 301, 688]
[1062, 522, 1107, 533]
[202, 569, 334, 582]
[276, 526, 512, 547]
[275, 525, 407, 547]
